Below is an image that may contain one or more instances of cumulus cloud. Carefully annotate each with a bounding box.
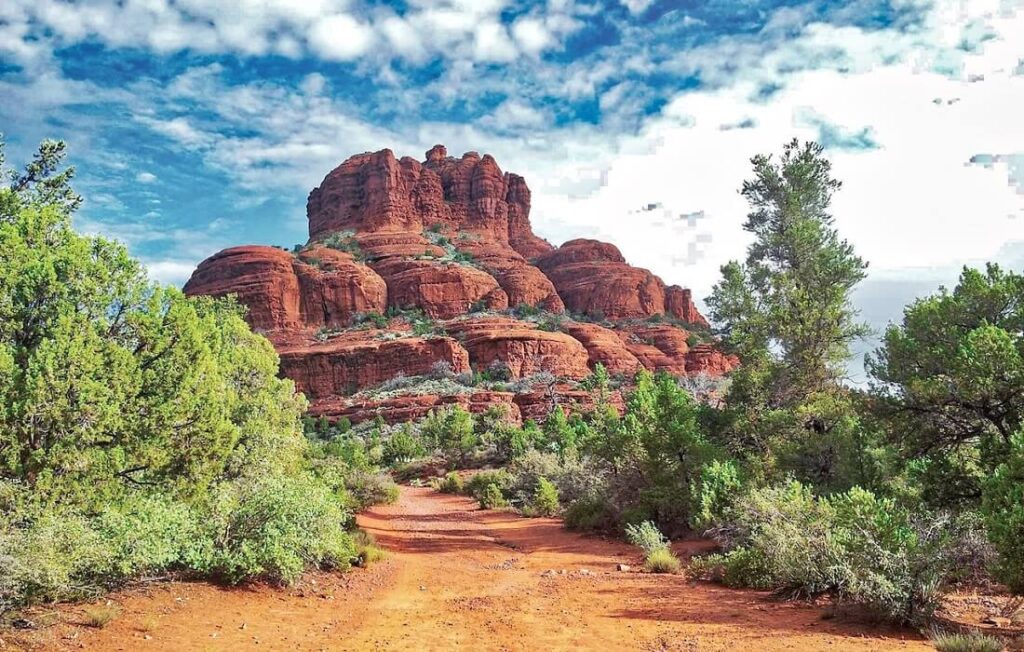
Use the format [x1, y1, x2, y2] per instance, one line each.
[308, 13, 374, 61]
[135, 171, 157, 183]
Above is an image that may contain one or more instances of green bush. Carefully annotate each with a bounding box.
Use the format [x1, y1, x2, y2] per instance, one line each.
[340, 469, 399, 510]
[528, 477, 560, 517]
[693, 481, 974, 623]
[644, 548, 681, 574]
[625, 520, 669, 556]
[690, 460, 743, 532]
[479, 483, 508, 509]
[982, 429, 1024, 594]
[200, 475, 356, 585]
[382, 427, 425, 465]
[464, 469, 512, 501]
[563, 497, 617, 532]
[438, 472, 464, 494]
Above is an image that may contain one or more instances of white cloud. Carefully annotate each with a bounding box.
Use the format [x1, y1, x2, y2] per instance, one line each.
[308, 13, 373, 61]
[619, 0, 655, 16]
[136, 171, 157, 184]
[146, 260, 203, 286]
[0, 0, 579, 66]
[512, 17, 554, 56]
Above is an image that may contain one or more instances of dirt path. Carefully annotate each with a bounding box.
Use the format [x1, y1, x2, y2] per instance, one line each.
[5, 486, 930, 651]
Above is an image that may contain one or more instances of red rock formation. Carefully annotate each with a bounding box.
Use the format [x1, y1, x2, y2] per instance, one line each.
[514, 386, 625, 423]
[685, 344, 740, 376]
[370, 258, 508, 319]
[184, 245, 386, 332]
[277, 332, 470, 398]
[617, 324, 692, 375]
[535, 239, 667, 319]
[454, 240, 563, 311]
[561, 322, 642, 375]
[307, 145, 554, 260]
[186, 144, 728, 420]
[665, 285, 710, 328]
[309, 391, 522, 426]
[445, 317, 590, 379]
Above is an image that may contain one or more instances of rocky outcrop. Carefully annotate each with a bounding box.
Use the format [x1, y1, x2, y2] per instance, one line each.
[535, 240, 667, 320]
[446, 317, 591, 379]
[309, 391, 522, 426]
[665, 286, 709, 328]
[514, 386, 625, 423]
[561, 322, 642, 375]
[308, 145, 553, 260]
[277, 332, 470, 398]
[685, 344, 740, 376]
[454, 240, 563, 311]
[370, 258, 508, 319]
[617, 324, 693, 375]
[186, 144, 729, 424]
[183, 245, 386, 332]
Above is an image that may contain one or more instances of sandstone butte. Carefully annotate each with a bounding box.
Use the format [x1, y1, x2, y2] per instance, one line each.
[184, 145, 737, 425]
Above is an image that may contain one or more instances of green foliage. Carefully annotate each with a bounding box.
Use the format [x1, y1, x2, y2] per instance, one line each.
[337, 469, 399, 509]
[0, 139, 381, 613]
[625, 520, 669, 555]
[528, 477, 560, 517]
[464, 469, 512, 501]
[438, 472, 464, 494]
[199, 474, 355, 585]
[355, 311, 389, 329]
[982, 429, 1024, 594]
[708, 139, 868, 396]
[478, 483, 508, 509]
[694, 481, 972, 624]
[382, 425, 425, 465]
[563, 497, 617, 531]
[869, 265, 1024, 507]
[321, 231, 366, 261]
[705, 140, 869, 489]
[421, 406, 479, 466]
[644, 548, 681, 574]
[690, 459, 743, 532]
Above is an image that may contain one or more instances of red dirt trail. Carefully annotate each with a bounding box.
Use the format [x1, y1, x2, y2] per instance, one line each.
[4, 486, 930, 651]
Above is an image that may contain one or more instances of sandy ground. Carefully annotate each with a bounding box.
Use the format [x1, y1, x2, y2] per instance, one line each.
[3, 485, 931, 651]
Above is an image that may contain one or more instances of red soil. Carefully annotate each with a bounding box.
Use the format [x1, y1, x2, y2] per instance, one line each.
[4, 487, 930, 651]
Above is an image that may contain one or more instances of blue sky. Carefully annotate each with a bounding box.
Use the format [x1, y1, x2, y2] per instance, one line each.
[1, 0, 1022, 380]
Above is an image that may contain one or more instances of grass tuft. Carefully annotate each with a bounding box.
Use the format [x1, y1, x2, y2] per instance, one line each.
[931, 630, 1004, 652]
[83, 604, 121, 628]
[644, 548, 681, 574]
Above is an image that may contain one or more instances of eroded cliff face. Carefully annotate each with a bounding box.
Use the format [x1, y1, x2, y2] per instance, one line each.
[185, 145, 736, 424]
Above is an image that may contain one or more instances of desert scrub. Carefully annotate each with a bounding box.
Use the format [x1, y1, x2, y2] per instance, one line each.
[930, 631, 1005, 652]
[464, 469, 512, 501]
[563, 497, 617, 532]
[438, 472, 464, 494]
[353, 530, 387, 567]
[479, 483, 509, 509]
[526, 477, 560, 517]
[644, 548, 681, 574]
[695, 481, 973, 624]
[200, 475, 356, 585]
[83, 603, 121, 628]
[625, 521, 670, 556]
